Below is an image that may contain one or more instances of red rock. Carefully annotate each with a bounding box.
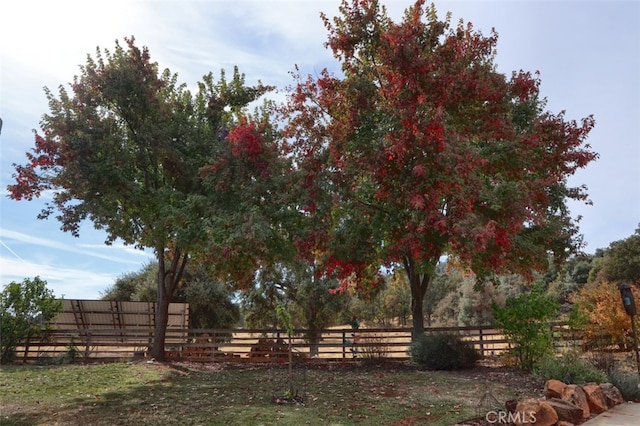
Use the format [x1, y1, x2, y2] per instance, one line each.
[514, 398, 558, 426]
[546, 397, 584, 423]
[600, 383, 624, 407]
[583, 383, 608, 414]
[562, 384, 591, 419]
[545, 379, 567, 399]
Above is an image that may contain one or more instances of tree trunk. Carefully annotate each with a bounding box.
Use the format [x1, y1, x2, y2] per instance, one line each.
[151, 280, 171, 360]
[403, 254, 435, 344]
[307, 329, 321, 357]
[149, 247, 188, 361]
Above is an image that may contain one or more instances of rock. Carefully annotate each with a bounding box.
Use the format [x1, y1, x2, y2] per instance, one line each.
[583, 383, 608, 414]
[545, 379, 567, 399]
[514, 398, 558, 426]
[546, 397, 584, 424]
[556, 422, 575, 426]
[562, 384, 591, 419]
[600, 383, 624, 407]
[505, 399, 518, 413]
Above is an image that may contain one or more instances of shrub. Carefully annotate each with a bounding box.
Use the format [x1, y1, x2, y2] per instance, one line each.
[411, 332, 479, 370]
[493, 284, 558, 371]
[533, 351, 606, 384]
[0, 277, 62, 364]
[359, 334, 389, 360]
[586, 350, 617, 375]
[607, 369, 640, 401]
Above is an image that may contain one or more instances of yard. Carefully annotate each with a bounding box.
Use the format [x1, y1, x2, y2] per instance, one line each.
[0, 359, 543, 425]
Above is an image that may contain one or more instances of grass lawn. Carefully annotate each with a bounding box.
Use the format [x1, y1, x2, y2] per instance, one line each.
[0, 360, 542, 425]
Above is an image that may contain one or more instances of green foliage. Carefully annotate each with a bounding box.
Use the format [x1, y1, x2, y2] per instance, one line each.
[493, 284, 558, 371]
[602, 225, 640, 284]
[533, 351, 606, 384]
[285, 0, 596, 345]
[177, 263, 241, 330]
[101, 262, 157, 302]
[9, 36, 280, 359]
[410, 332, 480, 370]
[276, 304, 294, 337]
[102, 261, 241, 330]
[607, 369, 640, 401]
[0, 277, 62, 364]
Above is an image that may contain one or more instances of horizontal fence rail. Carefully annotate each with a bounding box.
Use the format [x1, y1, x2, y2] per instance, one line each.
[10, 324, 584, 364]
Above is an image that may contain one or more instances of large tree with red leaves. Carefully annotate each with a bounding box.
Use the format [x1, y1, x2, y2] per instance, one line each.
[7, 38, 281, 359]
[283, 0, 597, 340]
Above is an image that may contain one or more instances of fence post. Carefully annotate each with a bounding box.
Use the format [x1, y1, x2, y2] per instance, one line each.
[342, 330, 346, 359]
[478, 328, 484, 357]
[22, 334, 31, 364]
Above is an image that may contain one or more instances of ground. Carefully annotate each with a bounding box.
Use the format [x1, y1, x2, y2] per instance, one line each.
[0, 357, 547, 425]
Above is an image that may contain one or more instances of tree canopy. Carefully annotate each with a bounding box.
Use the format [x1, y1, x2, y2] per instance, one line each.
[8, 1, 600, 350]
[7, 38, 279, 359]
[282, 0, 597, 339]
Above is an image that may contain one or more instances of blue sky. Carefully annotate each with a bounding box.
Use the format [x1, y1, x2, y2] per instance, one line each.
[1, 0, 638, 300]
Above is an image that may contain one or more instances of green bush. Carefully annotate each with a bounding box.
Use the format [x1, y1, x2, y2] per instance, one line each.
[607, 369, 640, 402]
[493, 284, 558, 371]
[411, 332, 479, 370]
[1, 277, 62, 364]
[533, 351, 606, 384]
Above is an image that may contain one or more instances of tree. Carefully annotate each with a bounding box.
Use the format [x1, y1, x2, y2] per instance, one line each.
[7, 38, 274, 359]
[283, 0, 597, 342]
[570, 280, 637, 350]
[601, 226, 640, 285]
[101, 262, 157, 302]
[241, 262, 347, 356]
[102, 261, 241, 329]
[178, 264, 241, 330]
[0, 277, 62, 364]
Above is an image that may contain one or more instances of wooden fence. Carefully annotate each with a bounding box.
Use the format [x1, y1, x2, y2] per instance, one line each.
[10, 324, 582, 364]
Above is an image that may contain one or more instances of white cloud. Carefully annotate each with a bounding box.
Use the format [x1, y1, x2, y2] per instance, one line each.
[0, 228, 150, 265]
[0, 256, 118, 299]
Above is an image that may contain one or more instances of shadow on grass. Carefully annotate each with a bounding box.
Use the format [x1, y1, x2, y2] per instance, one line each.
[0, 360, 517, 425]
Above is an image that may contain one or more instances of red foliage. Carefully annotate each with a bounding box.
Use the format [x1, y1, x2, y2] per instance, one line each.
[226, 119, 271, 177]
[282, 0, 597, 292]
[7, 131, 62, 201]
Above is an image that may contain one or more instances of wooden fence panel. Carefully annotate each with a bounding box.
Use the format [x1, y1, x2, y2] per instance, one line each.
[10, 324, 585, 364]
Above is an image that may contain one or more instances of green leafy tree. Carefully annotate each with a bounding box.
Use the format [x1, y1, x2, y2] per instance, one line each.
[1, 277, 62, 364]
[601, 226, 640, 285]
[380, 271, 412, 326]
[179, 265, 241, 330]
[102, 261, 240, 329]
[101, 262, 157, 302]
[7, 38, 274, 359]
[283, 0, 597, 343]
[242, 262, 347, 356]
[493, 284, 558, 371]
[241, 264, 294, 329]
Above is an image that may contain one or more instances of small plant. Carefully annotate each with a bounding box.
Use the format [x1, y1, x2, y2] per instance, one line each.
[586, 350, 617, 375]
[63, 336, 80, 363]
[607, 369, 640, 402]
[359, 334, 389, 360]
[411, 332, 479, 370]
[493, 284, 558, 371]
[533, 350, 606, 384]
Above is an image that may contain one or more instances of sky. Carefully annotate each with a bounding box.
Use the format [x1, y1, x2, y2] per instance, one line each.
[1, 0, 638, 300]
